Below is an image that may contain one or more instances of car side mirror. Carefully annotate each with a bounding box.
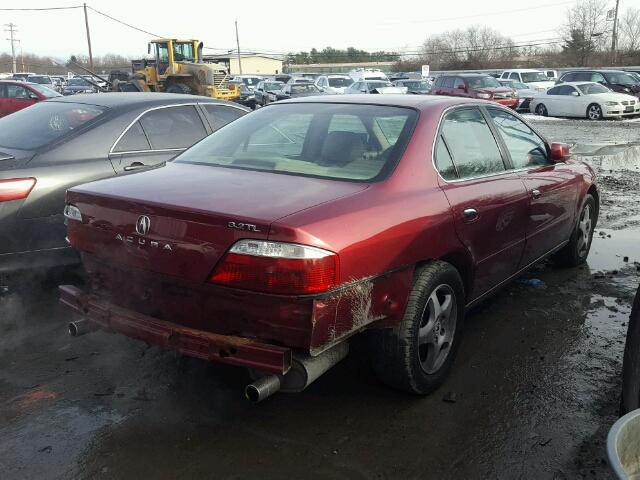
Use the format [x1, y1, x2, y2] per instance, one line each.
[571, 91, 579, 96]
[550, 143, 571, 162]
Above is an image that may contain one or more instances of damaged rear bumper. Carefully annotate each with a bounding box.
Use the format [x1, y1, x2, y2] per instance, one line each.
[59, 285, 292, 375]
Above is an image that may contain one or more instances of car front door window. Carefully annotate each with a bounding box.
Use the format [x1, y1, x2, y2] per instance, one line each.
[487, 108, 549, 169]
[441, 107, 506, 179]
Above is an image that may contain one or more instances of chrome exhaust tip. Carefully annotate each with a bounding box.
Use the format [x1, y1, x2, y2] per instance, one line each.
[68, 319, 93, 337]
[245, 375, 281, 403]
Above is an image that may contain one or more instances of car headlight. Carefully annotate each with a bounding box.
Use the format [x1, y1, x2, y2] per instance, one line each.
[476, 93, 491, 99]
[63, 204, 82, 221]
[605, 101, 619, 106]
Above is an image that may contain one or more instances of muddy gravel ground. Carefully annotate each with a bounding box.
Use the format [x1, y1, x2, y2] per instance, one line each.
[1, 118, 639, 479]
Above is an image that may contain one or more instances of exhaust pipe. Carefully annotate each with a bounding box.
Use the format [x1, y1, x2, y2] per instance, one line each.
[68, 319, 94, 337]
[245, 342, 349, 403]
[245, 375, 281, 403]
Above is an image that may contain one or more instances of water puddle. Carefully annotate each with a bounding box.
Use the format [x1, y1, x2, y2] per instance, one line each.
[588, 228, 640, 272]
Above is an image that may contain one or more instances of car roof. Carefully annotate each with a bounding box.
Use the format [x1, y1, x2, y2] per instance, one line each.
[0, 80, 39, 86]
[277, 94, 495, 112]
[557, 81, 604, 86]
[44, 92, 226, 109]
[503, 69, 544, 72]
[563, 69, 630, 74]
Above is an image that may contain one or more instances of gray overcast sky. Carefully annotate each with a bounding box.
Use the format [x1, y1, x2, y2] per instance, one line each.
[0, 0, 622, 60]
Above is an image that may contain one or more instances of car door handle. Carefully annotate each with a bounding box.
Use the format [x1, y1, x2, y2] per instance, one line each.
[124, 163, 147, 172]
[463, 208, 479, 222]
[531, 189, 542, 199]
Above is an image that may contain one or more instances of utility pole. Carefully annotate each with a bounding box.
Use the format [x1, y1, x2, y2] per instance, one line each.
[611, 0, 620, 64]
[4, 23, 18, 74]
[83, 3, 94, 70]
[235, 19, 243, 75]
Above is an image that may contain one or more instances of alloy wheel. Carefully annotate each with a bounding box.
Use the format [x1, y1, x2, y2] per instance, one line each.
[577, 204, 593, 257]
[418, 284, 457, 374]
[588, 105, 602, 120]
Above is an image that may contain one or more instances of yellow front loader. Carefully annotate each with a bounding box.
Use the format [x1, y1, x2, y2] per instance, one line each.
[115, 39, 240, 101]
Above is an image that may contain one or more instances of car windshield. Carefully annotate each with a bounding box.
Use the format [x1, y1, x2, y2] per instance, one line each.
[243, 77, 262, 86]
[0, 101, 106, 150]
[264, 82, 283, 91]
[520, 72, 550, 83]
[501, 81, 528, 90]
[467, 77, 501, 88]
[328, 77, 353, 87]
[577, 83, 611, 95]
[68, 78, 88, 86]
[403, 81, 430, 90]
[29, 84, 61, 97]
[28, 76, 51, 84]
[291, 84, 320, 94]
[604, 72, 638, 85]
[174, 103, 418, 182]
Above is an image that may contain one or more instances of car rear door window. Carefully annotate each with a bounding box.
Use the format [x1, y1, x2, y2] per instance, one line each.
[441, 108, 505, 179]
[487, 109, 548, 169]
[113, 121, 150, 152]
[443, 77, 455, 88]
[139, 105, 207, 150]
[202, 104, 246, 131]
[435, 135, 457, 180]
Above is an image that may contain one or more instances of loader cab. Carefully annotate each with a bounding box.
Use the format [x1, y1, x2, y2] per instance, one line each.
[150, 39, 200, 77]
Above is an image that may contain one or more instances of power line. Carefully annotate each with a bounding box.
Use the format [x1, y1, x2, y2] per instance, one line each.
[0, 6, 83, 11]
[86, 6, 162, 38]
[378, 0, 575, 26]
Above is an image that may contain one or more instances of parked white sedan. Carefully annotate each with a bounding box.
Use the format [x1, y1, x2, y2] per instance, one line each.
[530, 82, 640, 120]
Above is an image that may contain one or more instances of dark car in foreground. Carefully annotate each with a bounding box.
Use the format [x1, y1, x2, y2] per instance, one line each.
[557, 70, 640, 99]
[61, 95, 598, 401]
[432, 74, 518, 108]
[0, 93, 247, 275]
[0, 80, 61, 117]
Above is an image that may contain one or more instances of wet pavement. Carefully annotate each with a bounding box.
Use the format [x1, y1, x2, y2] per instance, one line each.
[1, 119, 639, 479]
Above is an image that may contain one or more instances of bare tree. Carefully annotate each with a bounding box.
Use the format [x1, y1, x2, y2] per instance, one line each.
[562, 0, 609, 65]
[419, 26, 517, 70]
[618, 7, 640, 52]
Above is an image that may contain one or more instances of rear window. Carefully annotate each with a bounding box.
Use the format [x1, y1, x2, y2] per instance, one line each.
[0, 101, 106, 150]
[175, 103, 417, 182]
[328, 77, 353, 87]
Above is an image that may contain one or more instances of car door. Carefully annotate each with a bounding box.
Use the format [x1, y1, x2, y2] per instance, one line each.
[486, 107, 581, 266]
[435, 106, 529, 300]
[563, 85, 586, 117]
[0, 84, 8, 116]
[109, 104, 209, 173]
[255, 82, 264, 103]
[6, 84, 38, 114]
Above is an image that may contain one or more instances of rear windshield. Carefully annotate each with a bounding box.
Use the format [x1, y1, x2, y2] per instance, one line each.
[28, 76, 51, 84]
[328, 77, 353, 87]
[175, 103, 418, 182]
[264, 82, 283, 91]
[0, 101, 106, 150]
[29, 84, 61, 97]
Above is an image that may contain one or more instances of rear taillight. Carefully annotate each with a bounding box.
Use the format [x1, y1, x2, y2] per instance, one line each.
[0, 177, 36, 202]
[210, 240, 339, 295]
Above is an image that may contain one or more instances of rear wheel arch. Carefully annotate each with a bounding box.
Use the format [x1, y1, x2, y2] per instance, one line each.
[416, 250, 473, 300]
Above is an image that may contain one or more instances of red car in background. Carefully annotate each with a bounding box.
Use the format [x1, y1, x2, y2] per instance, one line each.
[60, 96, 598, 401]
[432, 74, 519, 108]
[0, 80, 61, 117]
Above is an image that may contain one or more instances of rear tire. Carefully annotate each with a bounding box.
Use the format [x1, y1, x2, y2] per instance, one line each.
[369, 261, 465, 394]
[165, 83, 192, 95]
[587, 103, 603, 120]
[621, 285, 640, 415]
[553, 194, 596, 267]
[535, 103, 548, 116]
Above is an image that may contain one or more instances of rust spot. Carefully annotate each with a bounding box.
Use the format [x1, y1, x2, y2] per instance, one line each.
[12, 389, 58, 408]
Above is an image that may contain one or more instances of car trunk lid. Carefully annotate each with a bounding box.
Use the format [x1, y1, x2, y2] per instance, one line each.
[66, 162, 368, 283]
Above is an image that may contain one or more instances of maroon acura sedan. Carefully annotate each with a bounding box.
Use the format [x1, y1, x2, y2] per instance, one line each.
[60, 95, 598, 401]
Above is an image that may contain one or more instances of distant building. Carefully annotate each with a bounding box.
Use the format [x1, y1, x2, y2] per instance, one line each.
[286, 61, 396, 74]
[203, 54, 284, 75]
